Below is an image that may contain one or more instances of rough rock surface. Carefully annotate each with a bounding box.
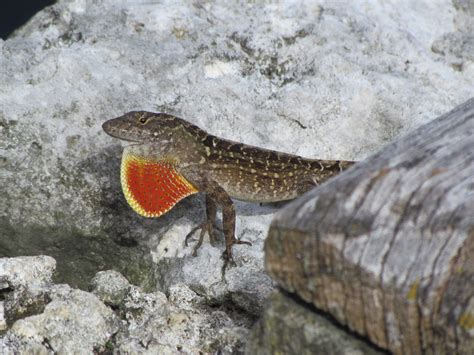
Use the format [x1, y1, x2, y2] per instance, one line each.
[0, 256, 56, 330]
[91, 271, 255, 353]
[0, 0, 473, 351]
[0, 256, 119, 353]
[247, 291, 384, 355]
[0, 257, 252, 354]
[1, 0, 473, 294]
[265, 99, 474, 354]
[432, 0, 474, 69]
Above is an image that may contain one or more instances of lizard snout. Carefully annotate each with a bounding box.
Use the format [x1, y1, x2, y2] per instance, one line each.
[102, 118, 121, 138]
[102, 117, 141, 142]
[102, 120, 111, 133]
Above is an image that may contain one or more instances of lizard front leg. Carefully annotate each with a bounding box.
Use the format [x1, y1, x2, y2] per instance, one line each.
[206, 182, 252, 262]
[186, 177, 251, 262]
[185, 195, 219, 256]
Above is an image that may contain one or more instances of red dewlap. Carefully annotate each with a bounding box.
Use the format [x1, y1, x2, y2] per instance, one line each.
[123, 157, 198, 217]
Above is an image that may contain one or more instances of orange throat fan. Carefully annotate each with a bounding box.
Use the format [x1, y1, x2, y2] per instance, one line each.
[120, 150, 198, 218]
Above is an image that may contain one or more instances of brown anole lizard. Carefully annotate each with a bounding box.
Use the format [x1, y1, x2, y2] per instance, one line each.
[102, 111, 354, 262]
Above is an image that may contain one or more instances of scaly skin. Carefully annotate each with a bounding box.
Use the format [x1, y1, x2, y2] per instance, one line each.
[103, 111, 355, 262]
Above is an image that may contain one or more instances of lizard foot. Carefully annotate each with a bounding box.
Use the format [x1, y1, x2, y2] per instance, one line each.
[222, 238, 252, 262]
[220, 238, 252, 276]
[184, 222, 222, 256]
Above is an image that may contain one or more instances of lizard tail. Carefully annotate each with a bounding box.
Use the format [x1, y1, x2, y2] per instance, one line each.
[309, 159, 356, 185]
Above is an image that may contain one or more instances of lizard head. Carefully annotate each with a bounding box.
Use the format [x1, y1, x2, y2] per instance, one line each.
[102, 111, 181, 143]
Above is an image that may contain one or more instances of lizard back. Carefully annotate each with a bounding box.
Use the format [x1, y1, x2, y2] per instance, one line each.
[192, 133, 354, 202]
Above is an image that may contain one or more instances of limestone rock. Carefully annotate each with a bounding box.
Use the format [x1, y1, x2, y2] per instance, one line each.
[90, 269, 131, 306]
[5, 286, 120, 353]
[0, 255, 55, 288]
[1, 0, 473, 294]
[89, 271, 251, 354]
[431, 0, 474, 74]
[1, 1, 473, 351]
[0, 257, 251, 353]
[265, 99, 474, 354]
[0, 256, 55, 328]
[153, 218, 275, 316]
[0, 257, 120, 353]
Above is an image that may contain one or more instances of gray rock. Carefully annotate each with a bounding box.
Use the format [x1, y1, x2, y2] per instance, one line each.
[90, 269, 131, 306]
[0, 257, 120, 353]
[1, 0, 473, 296]
[2, 285, 120, 354]
[168, 282, 205, 311]
[112, 285, 249, 354]
[247, 291, 383, 355]
[432, 0, 474, 71]
[432, 32, 474, 68]
[90, 271, 251, 354]
[0, 256, 55, 327]
[0, 257, 251, 353]
[0, 256, 55, 288]
[153, 210, 275, 316]
[453, 0, 474, 16]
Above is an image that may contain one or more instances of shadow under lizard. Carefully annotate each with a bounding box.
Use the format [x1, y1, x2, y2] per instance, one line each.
[102, 111, 355, 265]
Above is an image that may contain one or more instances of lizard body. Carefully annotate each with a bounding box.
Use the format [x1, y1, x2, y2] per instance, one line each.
[103, 111, 355, 261]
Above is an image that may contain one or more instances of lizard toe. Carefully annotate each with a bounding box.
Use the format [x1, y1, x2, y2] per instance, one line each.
[221, 250, 236, 266]
[184, 225, 201, 247]
[185, 221, 221, 255]
[232, 239, 252, 246]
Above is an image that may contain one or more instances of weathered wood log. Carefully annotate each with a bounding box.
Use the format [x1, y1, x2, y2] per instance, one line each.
[265, 98, 474, 354]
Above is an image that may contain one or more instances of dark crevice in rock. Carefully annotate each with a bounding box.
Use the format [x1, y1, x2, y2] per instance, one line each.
[0, 286, 14, 301]
[94, 332, 118, 355]
[41, 337, 54, 352]
[0, 218, 154, 291]
[4, 290, 52, 327]
[206, 294, 259, 328]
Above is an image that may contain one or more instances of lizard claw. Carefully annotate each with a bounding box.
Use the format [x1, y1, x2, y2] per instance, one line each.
[184, 225, 201, 247]
[232, 238, 252, 246]
[220, 238, 251, 275]
[184, 222, 222, 256]
[221, 250, 236, 278]
[222, 250, 236, 265]
[222, 238, 252, 264]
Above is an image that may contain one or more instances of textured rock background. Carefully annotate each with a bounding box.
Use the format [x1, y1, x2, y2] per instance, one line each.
[0, 256, 250, 353]
[0, 0, 473, 352]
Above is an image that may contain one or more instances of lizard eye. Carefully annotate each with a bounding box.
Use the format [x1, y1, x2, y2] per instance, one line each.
[138, 115, 148, 124]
